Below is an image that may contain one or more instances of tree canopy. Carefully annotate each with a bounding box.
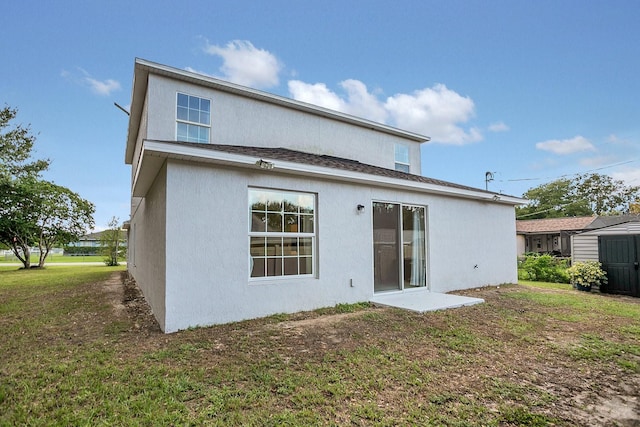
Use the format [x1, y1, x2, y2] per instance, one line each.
[0, 106, 49, 183]
[516, 173, 640, 219]
[0, 105, 95, 268]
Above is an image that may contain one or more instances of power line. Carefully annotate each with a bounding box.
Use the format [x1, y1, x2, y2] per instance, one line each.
[515, 199, 591, 219]
[501, 159, 636, 183]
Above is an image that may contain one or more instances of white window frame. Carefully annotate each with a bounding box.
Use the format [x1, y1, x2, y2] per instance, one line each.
[248, 188, 316, 280]
[176, 92, 211, 143]
[394, 144, 410, 173]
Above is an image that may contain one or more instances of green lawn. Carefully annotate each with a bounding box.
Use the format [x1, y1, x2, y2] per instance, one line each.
[0, 254, 116, 264]
[0, 264, 126, 285]
[518, 279, 573, 290]
[1, 271, 639, 425]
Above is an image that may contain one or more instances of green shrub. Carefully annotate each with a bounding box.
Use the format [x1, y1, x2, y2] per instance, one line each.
[63, 246, 102, 256]
[517, 253, 570, 283]
[567, 261, 607, 290]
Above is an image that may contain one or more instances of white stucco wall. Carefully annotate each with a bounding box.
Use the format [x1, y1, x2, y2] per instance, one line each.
[127, 163, 168, 331]
[426, 196, 518, 292]
[154, 160, 517, 332]
[143, 75, 422, 174]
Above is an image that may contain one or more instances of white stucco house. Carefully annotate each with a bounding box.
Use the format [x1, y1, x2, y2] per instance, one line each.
[124, 58, 523, 333]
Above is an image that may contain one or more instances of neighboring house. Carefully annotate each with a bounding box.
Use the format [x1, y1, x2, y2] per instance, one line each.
[66, 230, 128, 254]
[571, 215, 640, 297]
[68, 231, 106, 248]
[516, 216, 596, 257]
[124, 59, 524, 333]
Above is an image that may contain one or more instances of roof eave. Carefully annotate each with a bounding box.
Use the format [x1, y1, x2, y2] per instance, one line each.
[133, 140, 524, 206]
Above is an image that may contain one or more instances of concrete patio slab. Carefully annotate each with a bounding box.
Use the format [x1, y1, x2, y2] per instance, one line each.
[370, 290, 484, 313]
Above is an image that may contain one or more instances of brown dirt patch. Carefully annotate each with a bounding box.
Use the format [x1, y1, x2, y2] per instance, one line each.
[100, 276, 640, 425]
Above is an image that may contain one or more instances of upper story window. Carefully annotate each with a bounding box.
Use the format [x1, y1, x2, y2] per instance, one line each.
[176, 93, 211, 143]
[394, 144, 410, 173]
[249, 188, 316, 279]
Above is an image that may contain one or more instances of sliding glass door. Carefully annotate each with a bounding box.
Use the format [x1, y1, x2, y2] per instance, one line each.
[373, 202, 427, 292]
[402, 205, 426, 289]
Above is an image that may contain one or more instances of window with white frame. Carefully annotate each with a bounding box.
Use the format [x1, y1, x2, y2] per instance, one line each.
[249, 188, 315, 278]
[394, 144, 410, 173]
[176, 93, 210, 143]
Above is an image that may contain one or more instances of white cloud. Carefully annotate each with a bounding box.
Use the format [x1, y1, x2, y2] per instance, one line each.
[203, 40, 281, 89]
[611, 168, 640, 187]
[289, 80, 481, 144]
[196, 40, 487, 144]
[535, 136, 595, 155]
[488, 121, 509, 132]
[339, 79, 388, 123]
[607, 134, 620, 143]
[85, 77, 121, 96]
[384, 84, 481, 144]
[288, 80, 347, 112]
[579, 155, 618, 167]
[61, 68, 121, 96]
[288, 79, 389, 123]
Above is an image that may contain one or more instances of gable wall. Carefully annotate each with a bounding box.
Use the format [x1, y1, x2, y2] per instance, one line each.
[144, 74, 422, 174]
[160, 160, 516, 332]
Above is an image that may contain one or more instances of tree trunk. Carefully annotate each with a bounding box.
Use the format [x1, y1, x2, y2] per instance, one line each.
[38, 246, 50, 268]
[37, 235, 50, 268]
[11, 242, 30, 269]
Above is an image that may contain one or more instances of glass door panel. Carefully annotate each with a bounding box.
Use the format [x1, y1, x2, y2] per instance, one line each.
[402, 206, 426, 288]
[373, 202, 401, 292]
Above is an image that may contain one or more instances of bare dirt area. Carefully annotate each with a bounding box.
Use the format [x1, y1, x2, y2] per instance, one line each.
[454, 285, 640, 426]
[20, 272, 640, 425]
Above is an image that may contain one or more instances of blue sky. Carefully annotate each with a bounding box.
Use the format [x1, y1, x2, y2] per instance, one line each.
[2, 1, 639, 229]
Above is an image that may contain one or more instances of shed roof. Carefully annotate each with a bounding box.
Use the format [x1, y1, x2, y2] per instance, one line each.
[584, 214, 640, 230]
[516, 216, 596, 234]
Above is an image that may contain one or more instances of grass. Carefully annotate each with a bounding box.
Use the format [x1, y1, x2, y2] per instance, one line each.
[518, 279, 573, 290]
[0, 273, 639, 425]
[0, 264, 126, 287]
[0, 254, 109, 264]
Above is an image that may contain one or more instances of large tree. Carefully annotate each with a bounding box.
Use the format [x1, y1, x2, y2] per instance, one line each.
[515, 178, 592, 219]
[575, 173, 639, 215]
[516, 173, 640, 219]
[33, 180, 95, 267]
[0, 105, 94, 268]
[0, 106, 49, 267]
[0, 177, 41, 267]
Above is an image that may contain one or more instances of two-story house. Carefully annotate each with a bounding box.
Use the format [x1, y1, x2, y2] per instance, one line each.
[125, 59, 523, 333]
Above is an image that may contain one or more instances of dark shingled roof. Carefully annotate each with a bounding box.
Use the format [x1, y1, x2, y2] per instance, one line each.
[164, 140, 497, 195]
[585, 214, 640, 230]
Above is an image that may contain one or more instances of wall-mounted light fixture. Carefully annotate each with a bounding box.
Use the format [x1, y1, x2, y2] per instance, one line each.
[357, 204, 365, 213]
[255, 159, 274, 170]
